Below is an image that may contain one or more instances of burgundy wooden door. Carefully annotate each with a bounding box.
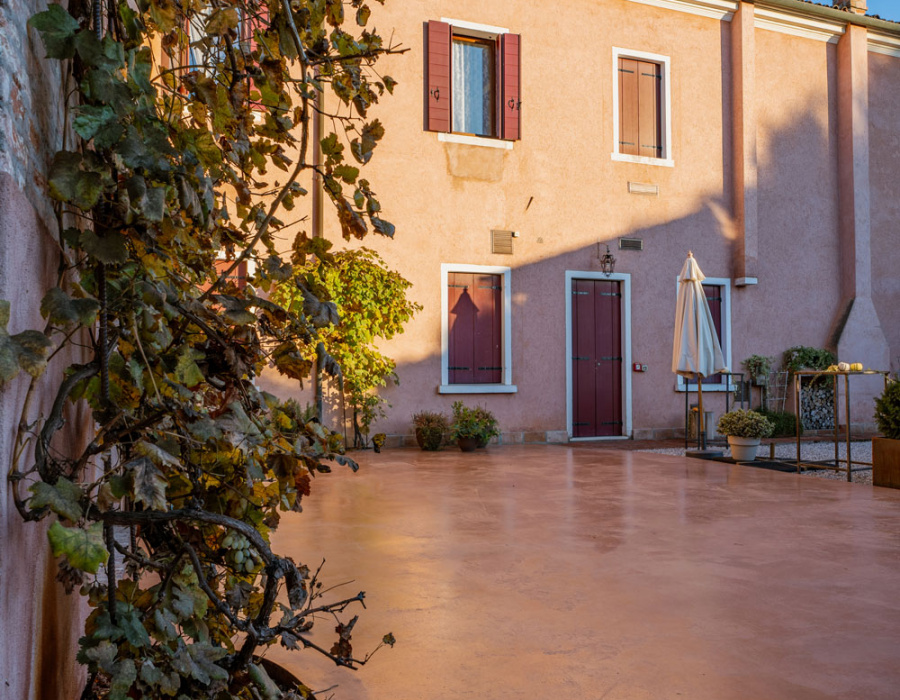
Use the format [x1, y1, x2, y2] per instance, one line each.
[572, 279, 623, 437]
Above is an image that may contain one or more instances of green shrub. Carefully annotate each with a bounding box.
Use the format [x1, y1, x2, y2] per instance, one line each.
[412, 410, 449, 432]
[742, 354, 773, 383]
[717, 409, 775, 439]
[450, 401, 500, 441]
[782, 346, 837, 373]
[755, 409, 802, 438]
[874, 380, 900, 440]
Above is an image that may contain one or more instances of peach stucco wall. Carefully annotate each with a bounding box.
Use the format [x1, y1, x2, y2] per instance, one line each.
[259, 0, 900, 441]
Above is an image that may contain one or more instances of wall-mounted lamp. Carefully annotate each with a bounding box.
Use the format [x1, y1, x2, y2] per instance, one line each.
[599, 244, 617, 277]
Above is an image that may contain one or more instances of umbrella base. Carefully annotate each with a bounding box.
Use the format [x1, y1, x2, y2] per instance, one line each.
[686, 449, 725, 460]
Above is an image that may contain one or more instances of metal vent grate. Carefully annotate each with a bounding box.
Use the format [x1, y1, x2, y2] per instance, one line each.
[619, 238, 643, 251]
[491, 229, 514, 255]
[628, 181, 659, 196]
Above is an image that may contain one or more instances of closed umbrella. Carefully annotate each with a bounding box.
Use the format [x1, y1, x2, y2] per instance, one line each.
[673, 252, 728, 451]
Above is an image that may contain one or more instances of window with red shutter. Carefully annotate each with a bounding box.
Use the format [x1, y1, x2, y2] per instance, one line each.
[448, 272, 502, 384]
[425, 20, 521, 142]
[614, 49, 670, 163]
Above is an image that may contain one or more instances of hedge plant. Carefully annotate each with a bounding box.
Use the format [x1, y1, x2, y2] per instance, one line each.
[4, 1, 402, 697]
[874, 379, 900, 440]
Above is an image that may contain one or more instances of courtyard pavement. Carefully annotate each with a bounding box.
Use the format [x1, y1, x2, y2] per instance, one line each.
[269, 445, 900, 700]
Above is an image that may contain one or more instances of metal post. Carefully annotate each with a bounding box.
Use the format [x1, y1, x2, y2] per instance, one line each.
[795, 372, 802, 473]
[844, 373, 852, 482]
[833, 372, 839, 472]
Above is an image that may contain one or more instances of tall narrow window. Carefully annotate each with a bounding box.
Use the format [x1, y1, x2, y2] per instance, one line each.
[447, 271, 502, 384]
[612, 48, 671, 165]
[452, 37, 496, 137]
[425, 20, 521, 142]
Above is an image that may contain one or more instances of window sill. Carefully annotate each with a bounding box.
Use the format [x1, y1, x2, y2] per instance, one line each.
[611, 152, 674, 168]
[439, 384, 518, 394]
[439, 132, 513, 150]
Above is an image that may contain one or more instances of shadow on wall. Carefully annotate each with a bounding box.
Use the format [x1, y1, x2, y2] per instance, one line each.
[261, 93, 894, 443]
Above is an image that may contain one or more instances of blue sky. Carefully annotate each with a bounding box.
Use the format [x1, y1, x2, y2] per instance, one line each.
[866, 0, 900, 22]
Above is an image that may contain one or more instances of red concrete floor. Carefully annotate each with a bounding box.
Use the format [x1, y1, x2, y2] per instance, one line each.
[268, 445, 900, 700]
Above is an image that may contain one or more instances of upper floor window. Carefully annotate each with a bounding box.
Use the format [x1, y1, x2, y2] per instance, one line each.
[612, 48, 673, 167]
[426, 20, 521, 143]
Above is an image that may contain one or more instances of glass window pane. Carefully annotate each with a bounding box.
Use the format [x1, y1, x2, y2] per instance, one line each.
[452, 38, 494, 137]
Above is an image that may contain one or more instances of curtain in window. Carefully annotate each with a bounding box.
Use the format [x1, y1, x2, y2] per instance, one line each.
[452, 39, 494, 137]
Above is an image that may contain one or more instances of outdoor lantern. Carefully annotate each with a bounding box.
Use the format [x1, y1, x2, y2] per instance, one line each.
[599, 244, 616, 277]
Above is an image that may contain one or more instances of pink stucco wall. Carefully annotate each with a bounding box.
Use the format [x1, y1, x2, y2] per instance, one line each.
[259, 0, 900, 443]
[1, 2, 90, 697]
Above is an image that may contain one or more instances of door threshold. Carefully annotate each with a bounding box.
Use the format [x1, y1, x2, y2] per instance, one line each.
[570, 436, 630, 442]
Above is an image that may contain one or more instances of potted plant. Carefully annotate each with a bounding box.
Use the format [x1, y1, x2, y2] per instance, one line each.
[412, 411, 448, 451]
[742, 354, 773, 386]
[717, 409, 775, 461]
[450, 401, 500, 452]
[873, 379, 900, 488]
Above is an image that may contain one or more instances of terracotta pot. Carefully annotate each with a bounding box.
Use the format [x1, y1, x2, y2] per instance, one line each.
[873, 437, 900, 489]
[728, 436, 761, 461]
[457, 436, 479, 452]
[415, 427, 443, 451]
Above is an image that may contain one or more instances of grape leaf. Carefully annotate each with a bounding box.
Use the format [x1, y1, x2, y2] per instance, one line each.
[47, 521, 108, 573]
[28, 477, 84, 522]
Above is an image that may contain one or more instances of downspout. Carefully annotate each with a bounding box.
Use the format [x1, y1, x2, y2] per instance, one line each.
[312, 72, 325, 422]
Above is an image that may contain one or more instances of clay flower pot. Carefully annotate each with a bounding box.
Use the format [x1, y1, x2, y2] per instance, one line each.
[457, 436, 479, 452]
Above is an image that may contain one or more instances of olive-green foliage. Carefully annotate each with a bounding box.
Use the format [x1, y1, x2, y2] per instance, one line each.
[412, 410, 449, 432]
[782, 346, 837, 373]
[717, 409, 775, 439]
[754, 409, 802, 438]
[8, 1, 401, 697]
[874, 379, 900, 440]
[742, 354, 773, 382]
[273, 245, 421, 443]
[450, 401, 500, 442]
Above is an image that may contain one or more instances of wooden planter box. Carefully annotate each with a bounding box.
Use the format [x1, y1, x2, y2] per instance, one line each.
[873, 437, 900, 489]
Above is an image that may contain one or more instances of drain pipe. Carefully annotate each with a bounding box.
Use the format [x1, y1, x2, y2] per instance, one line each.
[311, 73, 325, 421]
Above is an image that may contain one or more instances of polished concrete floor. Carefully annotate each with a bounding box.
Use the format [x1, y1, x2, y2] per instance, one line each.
[269, 445, 900, 700]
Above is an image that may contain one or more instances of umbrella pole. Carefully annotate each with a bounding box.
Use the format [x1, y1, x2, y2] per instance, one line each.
[697, 377, 706, 451]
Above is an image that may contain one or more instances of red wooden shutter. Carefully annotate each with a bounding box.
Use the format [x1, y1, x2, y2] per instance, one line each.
[637, 60, 662, 158]
[703, 285, 723, 385]
[618, 58, 639, 156]
[448, 273, 475, 384]
[447, 273, 502, 384]
[500, 33, 521, 140]
[473, 274, 502, 383]
[243, 7, 269, 111]
[426, 21, 452, 132]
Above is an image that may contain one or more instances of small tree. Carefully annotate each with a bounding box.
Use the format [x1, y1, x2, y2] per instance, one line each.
[274, 244, 421, 447]
[5, 1, 403, 697]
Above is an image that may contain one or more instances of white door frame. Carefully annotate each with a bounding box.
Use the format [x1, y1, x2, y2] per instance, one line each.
[565, 271, 633, 440]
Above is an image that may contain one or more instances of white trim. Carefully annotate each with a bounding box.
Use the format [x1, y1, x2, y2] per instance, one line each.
[565, 271, 633, 440]
[440, 17, 508, 39]
[438, 384, 518, 394]
[675, 276, 733, 392]
[625, 0, 737, 21]
[612, 47, 673, 166]
[438, 132, 514, 150]
[868, 31, 900, 58]
[612, 153, 675, 168]
[440, 264, 515, 393]
[753, 6, 845, 44]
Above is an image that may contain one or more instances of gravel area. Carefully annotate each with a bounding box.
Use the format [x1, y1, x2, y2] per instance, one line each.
[638, 440, 874, 485]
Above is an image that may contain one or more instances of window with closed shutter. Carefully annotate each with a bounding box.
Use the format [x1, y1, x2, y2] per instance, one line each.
[425, 20, 521, 141]
[447, 272, 502, 384]
[618, 57, 661, 158]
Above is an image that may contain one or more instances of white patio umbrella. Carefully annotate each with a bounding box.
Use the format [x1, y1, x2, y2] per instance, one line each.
[673, 252, 728, 450]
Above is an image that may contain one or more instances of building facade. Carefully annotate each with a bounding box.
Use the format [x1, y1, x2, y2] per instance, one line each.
[259, 0, 900, 445]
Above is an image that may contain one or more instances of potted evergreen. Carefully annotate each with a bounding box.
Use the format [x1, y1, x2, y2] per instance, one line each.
[450, 401, 500, 452]
[412, 411, 448, 451]
[873, 379, 900, 488]
[742, 354, 773, 386]
[717, 409, 775, 461]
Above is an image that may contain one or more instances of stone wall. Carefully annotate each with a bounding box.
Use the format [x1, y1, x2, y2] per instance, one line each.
[1, 1, 90, 698]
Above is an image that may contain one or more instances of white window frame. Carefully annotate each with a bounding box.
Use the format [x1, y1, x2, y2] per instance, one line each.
[436, 17, 516, 150]
[675, 276, 732, 392]
[611, 47, 674, 167]
[565, 271, 633, 440]
[440, 263, 516, 394]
